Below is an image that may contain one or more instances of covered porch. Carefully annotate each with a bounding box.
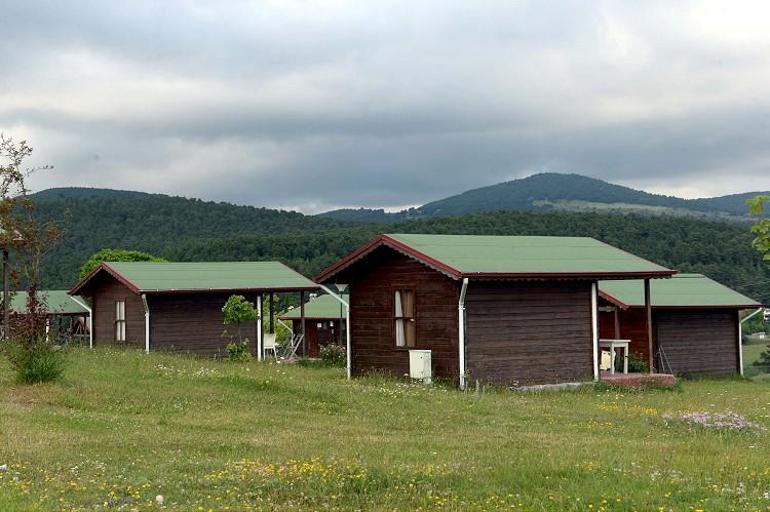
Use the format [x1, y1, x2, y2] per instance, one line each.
[2, 290, 92, 346]
[594, 277, 660, 382]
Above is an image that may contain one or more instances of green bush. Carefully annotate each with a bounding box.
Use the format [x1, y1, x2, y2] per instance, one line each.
[319, 344, 346, 367]
[226, 339, 251, 363]
[611, 352, 649, 373]
[625, 354, 649, 373]
[3, 338, 67, 384]
[753, 344, 770, 369]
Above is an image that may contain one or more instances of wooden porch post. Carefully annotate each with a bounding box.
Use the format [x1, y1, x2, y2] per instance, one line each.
[256, 294, 263, 361]
[269, 292, 275, 334]
[613, 307, 620, 339]
[300, 291, 306, 357]
[644, 278, 653, 373]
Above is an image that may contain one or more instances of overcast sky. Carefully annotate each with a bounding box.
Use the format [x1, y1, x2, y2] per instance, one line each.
[2, 0, 770, 213]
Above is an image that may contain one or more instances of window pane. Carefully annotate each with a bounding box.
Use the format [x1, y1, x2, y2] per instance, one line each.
[405, 319, 415, 347]
[402, 290, 415, 317]
[394, 291, 403, 316]
[395, 319, 405, 347]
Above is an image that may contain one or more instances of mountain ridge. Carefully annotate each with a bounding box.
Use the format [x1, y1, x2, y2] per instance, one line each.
[18, 182, 769, 307]
[319, 173, 769, 222]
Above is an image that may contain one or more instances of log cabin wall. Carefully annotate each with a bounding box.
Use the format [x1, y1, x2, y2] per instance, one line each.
[91, 276, 145, 348]
[342, 247, 459, 380]
[149, 292, 248, 357]
[654, 309, 739, 376]
[464, 281, 594, 386]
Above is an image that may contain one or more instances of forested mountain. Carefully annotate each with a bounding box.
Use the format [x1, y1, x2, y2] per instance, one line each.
[320, 173, 769, 222]
[28, 187, 769, 306]
[30, 187, 347, 288]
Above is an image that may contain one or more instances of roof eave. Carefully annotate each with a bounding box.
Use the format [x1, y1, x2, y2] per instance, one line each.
[315, 234, 462, 282]
[459, 270, 676, 280]
[69, 262, 141, 296]
[597, 290, 631, 310]
[624, 303, 764, 310]
[279, 315, 345, 321]
[139, 285, 320, 294]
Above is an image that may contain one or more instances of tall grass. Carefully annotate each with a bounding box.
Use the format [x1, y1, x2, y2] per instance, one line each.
[0, 347, 769, 510]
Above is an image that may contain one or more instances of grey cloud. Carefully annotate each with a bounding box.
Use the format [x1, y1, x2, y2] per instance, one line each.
[3, 0, 770, 212]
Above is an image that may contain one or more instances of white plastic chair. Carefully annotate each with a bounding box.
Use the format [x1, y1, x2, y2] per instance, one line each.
[263, 333, 278, 360]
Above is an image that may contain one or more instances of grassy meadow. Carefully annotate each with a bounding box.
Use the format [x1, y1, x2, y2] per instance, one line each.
[2, 348, 770, 511]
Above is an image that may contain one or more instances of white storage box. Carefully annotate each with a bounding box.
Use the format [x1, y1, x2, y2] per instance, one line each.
[409, 349, 432, 384]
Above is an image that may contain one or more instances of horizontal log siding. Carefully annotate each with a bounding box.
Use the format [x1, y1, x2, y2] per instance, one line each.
[654, 309, 739, 376]
[465, 281, 594, 385]
[92, 277, 145, 347]
[149, 292, 256, 357]
[348, 248, 459, 380]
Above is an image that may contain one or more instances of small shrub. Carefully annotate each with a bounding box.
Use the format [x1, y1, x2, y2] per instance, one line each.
[320, 344, 346, 367]
[226, 339, 251, 363]
[622, 353, 649, 373]
[3, 338, 66, 384]
[753, 344, 770, 369]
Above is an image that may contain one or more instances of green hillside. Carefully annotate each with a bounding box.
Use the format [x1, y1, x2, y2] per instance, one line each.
[27, 188, 768, 306]
[30, 188, 347, 288]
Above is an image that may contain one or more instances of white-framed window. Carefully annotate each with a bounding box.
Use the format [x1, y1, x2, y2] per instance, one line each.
[115, 300, 126, 342]
[394, 289, 415, 347]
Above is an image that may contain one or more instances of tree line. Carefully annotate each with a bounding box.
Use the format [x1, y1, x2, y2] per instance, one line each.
[34, 195, 770, 306]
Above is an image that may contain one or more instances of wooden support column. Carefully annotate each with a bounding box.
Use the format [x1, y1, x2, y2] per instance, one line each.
[644, 278, 653, 373]
[613, 307, 620, 339]
[256, 294, 263, 361]
[269, 292, 275, 334]
[300, 291, 306, 357]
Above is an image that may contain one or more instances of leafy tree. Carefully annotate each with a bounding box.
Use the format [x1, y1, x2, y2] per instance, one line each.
[748, 195, 770, 371]
[748, 195, 770, 260]
[221, 295, 259, 362]
[0, 134, 65, 383]
[222, 295, 259, 326]
[79, 248, 167, 278]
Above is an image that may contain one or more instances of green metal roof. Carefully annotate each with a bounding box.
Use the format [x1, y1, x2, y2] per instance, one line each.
[384, 233, 673, 277]
[82, 261, 318, 293]
[599, 274, 762, 308]
[280, 294, 347, 320]
[3, 291, 89, 315]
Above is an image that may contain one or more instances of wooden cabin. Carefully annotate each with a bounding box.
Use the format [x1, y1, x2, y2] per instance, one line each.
[3, 290, 91, 344]
[316, 233, 675, 387]
[279, 295, 346, 357]
[599, 274, 762, 377]
[69, 261, 319, 357]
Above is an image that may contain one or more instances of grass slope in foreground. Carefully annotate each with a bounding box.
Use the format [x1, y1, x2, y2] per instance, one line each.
[1, 349, 770, 511]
